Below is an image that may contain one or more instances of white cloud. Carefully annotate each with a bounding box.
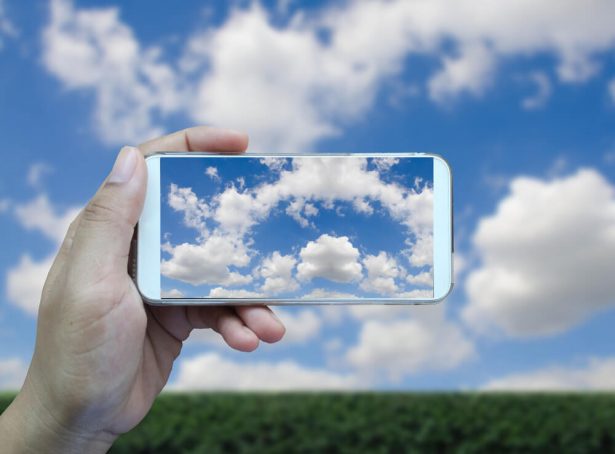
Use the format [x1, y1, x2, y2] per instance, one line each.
[259, 157, 288, 172]
[297, 234, 362, 283]
[0, 357, 27, 390]
[395, 289, 434, 299]
[6, 255, 55, 316]
[167, 183, 210, 235]
[372, 157, 399, 172]
[258, 251, 299, 295]
[352, 198, 373, 215]
[42, 0, 180, 144]
[360, 252, 400, 295]
[404, 233, 434, 267]
[275, 308, 322, 343]
[301, 288, 357, 300]
[285, 199, 313, 228]
[165, 157, 433, 292]
[521, 71, 552, 110]
[483, 357, 615, 391]
[27, 163, 53, 189]
[161, 234, 253, 287]
[208, 287, 264, 298]
[161, 288, 184, 298]
[205, 166, 220, 181]
[463, 168, 615, 337]
[6, 195, 81, 315]
[609, 78, 615, 103]
[303, 203, 318, 217]
[170, 352, 361, 390]
[213, 185, 263, 235]
[13, 195, 80, 244]
[346, 306, 475, 381]
[406, 270, 433, 287]
[43, 0, 615, 149]
[428, 43, 494, 103]
[214, 155, 433, 239]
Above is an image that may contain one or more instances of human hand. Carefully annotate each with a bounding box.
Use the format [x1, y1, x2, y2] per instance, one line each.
[0, 127, 286, 453]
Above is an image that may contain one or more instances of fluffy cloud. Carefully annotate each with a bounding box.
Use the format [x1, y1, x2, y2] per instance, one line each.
[259, 157, 288, 172]
[13, 194, 80, 244]
[483, 357, 615, 391]
[346, 306, 475, 381]
[428, 43, 494, 103]
[167, 184, 210, 235]
[463, 169, 615, 337]
[297, 234, 362, 283]
[275, 308, 322, 343]
[165, 158, 433, 292]
[258, 251, 299, 295]
[406, 270, 433, 288]
[6, 255, 55, 315]
[208, 156, 433, 237]
[360, 252, 400, 295]
[404, 233, 434, 267]
[609, 78, 615, 103]
[42, 0, 180, 144]
[204, 166, 220, 181]
[0, 357, 27, 390]
[161, 235, 253, 287]
[170, 352, 361, 390]
[6, 195, 80, 315]
[372, 157, 399, 172]
[43, 0, 615, 149]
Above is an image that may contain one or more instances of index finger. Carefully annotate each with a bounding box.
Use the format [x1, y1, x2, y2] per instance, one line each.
[138, 126, 249, 155]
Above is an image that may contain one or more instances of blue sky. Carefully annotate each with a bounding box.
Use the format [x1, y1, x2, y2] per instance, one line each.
[1, 0, 615, 390]
[160, 156, 434, 299]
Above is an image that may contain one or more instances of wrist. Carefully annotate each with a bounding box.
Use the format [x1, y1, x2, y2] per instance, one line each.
[0, 375, 116, 454]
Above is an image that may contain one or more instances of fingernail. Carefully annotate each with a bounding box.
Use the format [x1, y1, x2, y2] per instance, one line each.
[108, 146, 138, 184]
[269, 309, 283, 325]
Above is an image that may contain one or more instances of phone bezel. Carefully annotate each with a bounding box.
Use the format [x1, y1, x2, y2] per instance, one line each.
[137, 152, 453, 305]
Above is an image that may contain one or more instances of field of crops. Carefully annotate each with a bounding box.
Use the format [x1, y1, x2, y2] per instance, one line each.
[2, 393, 614, 453]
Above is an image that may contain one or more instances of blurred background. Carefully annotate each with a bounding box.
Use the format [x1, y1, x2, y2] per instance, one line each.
[1, 0, 615, 396]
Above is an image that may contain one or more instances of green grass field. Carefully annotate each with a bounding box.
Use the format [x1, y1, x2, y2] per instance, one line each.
[2, 393, 614, 453]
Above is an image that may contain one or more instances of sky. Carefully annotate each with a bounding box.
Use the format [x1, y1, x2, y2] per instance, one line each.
[0, 0, 615, 391]
[160, 156, 434, 299]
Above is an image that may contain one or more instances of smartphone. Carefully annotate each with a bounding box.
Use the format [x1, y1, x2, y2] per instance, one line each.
[135, 153, 453, 305]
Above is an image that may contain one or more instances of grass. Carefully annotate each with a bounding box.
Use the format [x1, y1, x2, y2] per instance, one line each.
[2, 392, 614, 453]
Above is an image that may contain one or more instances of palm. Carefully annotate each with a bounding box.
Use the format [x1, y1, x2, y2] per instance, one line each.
[101, 275, 284, 433]
[99, 278, 181, 435]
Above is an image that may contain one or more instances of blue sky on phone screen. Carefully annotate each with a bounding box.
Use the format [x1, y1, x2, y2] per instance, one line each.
[1, 0, 615, 391]
[161, 156, 434, 299]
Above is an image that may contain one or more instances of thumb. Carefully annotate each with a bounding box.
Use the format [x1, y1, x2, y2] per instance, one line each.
[67, 146, 147, 286]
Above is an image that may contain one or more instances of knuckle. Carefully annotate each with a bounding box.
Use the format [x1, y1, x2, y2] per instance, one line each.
[81, 198, 129, 230]
[82, 198, 118, 223]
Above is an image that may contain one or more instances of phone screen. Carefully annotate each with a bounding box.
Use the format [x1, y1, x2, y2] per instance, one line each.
[156, 155, 436, 300]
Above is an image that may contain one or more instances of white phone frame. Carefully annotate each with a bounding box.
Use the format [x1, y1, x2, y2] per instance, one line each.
[136, 152, 453, 305]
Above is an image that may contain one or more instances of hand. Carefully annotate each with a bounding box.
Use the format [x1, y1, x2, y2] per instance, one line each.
[0, 127, 286, 453]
